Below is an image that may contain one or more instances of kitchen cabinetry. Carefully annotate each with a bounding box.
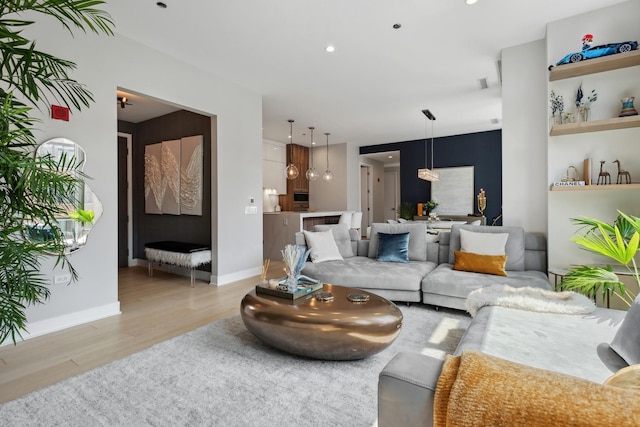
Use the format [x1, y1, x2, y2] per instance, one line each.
[262, 140, 286, 194]
[279, 144, 309, 211]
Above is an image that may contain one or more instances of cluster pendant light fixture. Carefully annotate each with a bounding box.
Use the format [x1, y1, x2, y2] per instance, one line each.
[285, 119, 299, 180]
[322, 132, 333, 182]
[285, 119, 332, 182]
[305, 127, 319, 181]
[417, 109, 439, 182]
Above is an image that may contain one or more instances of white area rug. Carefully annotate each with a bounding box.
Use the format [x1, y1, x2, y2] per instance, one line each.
[466, 284, 596, 317]
[0, 305, 470, 427]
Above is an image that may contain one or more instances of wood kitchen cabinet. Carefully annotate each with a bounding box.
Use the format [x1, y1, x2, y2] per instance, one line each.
[279, 144, 309, 211]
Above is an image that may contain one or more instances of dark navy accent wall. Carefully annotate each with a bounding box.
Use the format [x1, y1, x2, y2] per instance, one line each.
[360, 130, 502, 225]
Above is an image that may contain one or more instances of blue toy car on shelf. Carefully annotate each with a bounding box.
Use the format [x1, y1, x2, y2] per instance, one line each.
[556, 41, 638, 65]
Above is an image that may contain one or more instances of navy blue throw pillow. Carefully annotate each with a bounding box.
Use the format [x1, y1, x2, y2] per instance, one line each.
[376, 232, 410, 263]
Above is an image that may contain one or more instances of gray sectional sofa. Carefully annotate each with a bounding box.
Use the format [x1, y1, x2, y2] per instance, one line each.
[295, 222, 551, 307]
[378, 302, 636, 426]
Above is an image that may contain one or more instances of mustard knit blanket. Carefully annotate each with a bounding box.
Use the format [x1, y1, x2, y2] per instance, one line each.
[434, 351, 640, 427]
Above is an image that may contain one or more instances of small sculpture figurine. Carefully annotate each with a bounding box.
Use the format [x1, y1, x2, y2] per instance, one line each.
[613, 160, 631, 184]
[582, 34, 594, 50]
[477, 189, 486, 216]
[597, 160, 611, 185]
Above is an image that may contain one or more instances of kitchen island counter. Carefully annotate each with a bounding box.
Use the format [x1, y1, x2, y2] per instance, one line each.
[263, 211, 346, 260]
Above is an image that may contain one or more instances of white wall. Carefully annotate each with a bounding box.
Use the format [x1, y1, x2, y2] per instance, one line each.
[546, 0, 640, 267]
[501, 40, 548, 234]
[20, 22, 262, 339]
[309, 143, 348, 211]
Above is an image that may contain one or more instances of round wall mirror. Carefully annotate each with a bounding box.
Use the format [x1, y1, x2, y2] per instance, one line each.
[29, 138, 103, 253]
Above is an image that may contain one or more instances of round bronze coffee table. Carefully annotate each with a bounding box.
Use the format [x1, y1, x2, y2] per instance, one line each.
[240, 283, 403, 360]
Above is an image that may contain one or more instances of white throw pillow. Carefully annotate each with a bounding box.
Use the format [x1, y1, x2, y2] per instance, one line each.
[460, 229, 508, 255]
[303, 229, 344, 263]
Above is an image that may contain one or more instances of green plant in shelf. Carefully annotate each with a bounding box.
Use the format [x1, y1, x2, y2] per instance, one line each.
[561, 211, 639, 307]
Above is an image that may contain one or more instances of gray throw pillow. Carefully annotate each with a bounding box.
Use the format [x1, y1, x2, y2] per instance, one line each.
[314, 224, 354, 258]
[610, 294, 640, 365]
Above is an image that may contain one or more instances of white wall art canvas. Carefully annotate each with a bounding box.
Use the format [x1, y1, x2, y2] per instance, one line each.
[161, 139, 181, 215]
[431, 166, 474, 215]
[144, 143, 164, 214]
[180, 135, 203, 216]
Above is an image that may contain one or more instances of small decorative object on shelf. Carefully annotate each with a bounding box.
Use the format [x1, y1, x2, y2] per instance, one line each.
[550, 90, 565, 125]
[348, 293, 370, 303]
[315, 292, 334, 302]
[281, 244, 310, 293]
[476, 189, 486, 216]
[553, 166, 585, 187]
[553, 34, 638, 67]
[425, 200, 438, 216]
[597, 160, 611, 185]
[575, 83, 597, 122]
[613, 160, 632, 184]
[619, 96, 638, 117]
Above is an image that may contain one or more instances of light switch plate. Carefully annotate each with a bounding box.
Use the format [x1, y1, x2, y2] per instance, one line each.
[245, 206, 258, 214]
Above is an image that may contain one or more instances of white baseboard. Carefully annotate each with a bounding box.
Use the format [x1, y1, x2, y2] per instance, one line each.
[4, 302, 121, 346]
[211, 266, 261, 286]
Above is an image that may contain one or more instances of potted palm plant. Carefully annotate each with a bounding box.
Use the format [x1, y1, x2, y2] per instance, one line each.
[561, 211, 639, 307]
[0, 1, 113, 344]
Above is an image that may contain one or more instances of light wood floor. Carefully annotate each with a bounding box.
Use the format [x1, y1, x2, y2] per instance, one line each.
[0, 264, 280, 403]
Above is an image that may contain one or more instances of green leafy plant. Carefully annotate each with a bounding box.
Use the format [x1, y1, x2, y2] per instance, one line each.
[397, 201, 415, 220]
[0, 1, 113, 344]
[561, 212, 640, 307]
[425, 200, 438, 213]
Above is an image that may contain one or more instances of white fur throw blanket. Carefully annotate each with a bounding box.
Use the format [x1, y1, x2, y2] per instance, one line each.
[466, 284, 595, 317]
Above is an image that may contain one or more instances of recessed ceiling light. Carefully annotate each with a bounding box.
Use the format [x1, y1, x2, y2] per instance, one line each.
[388, 155, 393, 159]
[325, 45, 335, 53]
[465, 0, 478, 4]
[156, 2, 167, 8]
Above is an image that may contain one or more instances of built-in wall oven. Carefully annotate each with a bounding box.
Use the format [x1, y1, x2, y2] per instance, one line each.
[293, 191, 309, 211]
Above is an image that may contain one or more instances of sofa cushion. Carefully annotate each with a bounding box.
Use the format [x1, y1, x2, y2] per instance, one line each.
[368, 223, 427, 261]
[609, 294, 640, 365]
[302, 229, 343, 263]
[459, 229, 507, 255]
[377, 232, 410, 263]
[453, 251, 507, 276]
[449, 225, 525, 271]
[422, 263, 551, 300]
[302, 256, 436, 291]
[314, 224, 354, 258]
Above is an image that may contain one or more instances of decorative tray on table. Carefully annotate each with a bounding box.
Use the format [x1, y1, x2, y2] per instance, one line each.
[256, 276, 323, 300]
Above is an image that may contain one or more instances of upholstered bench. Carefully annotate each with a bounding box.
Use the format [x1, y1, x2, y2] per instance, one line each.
[144, 241, 211, 287]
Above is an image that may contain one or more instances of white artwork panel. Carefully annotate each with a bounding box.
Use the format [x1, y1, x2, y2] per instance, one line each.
[161, 139, 181, 215]
[431, 166, 474, 215]
[144, 143, 163, 214]
[180, 135, 203, 216]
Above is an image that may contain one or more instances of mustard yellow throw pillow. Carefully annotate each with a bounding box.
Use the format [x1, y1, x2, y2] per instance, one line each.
[453, 251, 507, 276]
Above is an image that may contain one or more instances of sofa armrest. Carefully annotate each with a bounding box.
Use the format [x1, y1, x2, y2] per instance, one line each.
[378, 352, 444, 427]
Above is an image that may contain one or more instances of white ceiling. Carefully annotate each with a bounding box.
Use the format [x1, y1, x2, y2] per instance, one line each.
[109, 0, 625, 146]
